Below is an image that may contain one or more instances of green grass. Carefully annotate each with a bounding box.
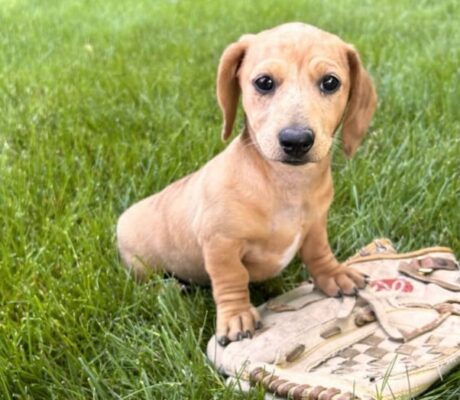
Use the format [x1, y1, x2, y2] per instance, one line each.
[1, 0, 459, 398]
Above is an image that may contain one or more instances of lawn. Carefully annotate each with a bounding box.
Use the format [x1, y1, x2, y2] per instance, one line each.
[0, 0, 459, 398]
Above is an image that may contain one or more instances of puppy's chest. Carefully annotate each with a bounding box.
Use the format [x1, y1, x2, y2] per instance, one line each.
[270, 206, 308, 262]
[244, 204, 312, 275]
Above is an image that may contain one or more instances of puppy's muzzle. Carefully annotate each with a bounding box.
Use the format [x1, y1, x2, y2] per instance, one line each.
[278, 127, 315, 164]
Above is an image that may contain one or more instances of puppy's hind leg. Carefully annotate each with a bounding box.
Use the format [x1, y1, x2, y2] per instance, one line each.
[116, 198, 164, 281]
[117, 249, 151, 282]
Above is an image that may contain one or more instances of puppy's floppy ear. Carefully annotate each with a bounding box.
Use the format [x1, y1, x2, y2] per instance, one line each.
[216, 35, 252, 141]
[341, 46, 378, 158]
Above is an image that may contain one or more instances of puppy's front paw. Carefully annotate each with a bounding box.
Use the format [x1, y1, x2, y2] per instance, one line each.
[216, 305, 261, 346]
[313, 266, 367, 297]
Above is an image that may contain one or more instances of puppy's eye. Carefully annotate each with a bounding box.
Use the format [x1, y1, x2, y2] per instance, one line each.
[253, 75, 275, 94]
[319, 74, 341, 94]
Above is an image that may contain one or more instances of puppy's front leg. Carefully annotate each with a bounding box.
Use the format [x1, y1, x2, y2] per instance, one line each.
[301, 214, 366, 296]
[203, 236, 261, 345]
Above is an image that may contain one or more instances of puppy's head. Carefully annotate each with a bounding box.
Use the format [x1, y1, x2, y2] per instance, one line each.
[217, 23, 377, 164]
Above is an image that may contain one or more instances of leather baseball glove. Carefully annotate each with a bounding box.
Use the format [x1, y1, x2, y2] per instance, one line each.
[207, 239, 460, 400]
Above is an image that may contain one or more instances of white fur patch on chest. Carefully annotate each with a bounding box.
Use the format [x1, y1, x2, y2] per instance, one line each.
[279, 232, 302, 269]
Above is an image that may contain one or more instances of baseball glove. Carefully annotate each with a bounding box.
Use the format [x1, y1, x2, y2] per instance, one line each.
[207, 239, 460, 400]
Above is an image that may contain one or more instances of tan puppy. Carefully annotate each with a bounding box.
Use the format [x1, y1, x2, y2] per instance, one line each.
[117, 22, 377, 345]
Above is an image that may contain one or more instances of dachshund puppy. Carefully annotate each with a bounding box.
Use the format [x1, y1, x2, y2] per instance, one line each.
[117, 22, 377, 345]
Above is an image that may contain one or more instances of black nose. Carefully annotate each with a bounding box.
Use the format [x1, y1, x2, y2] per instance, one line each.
[279, 127, 315, 158]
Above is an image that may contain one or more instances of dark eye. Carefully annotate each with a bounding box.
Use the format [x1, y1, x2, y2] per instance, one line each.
[319, 74, 341, 94]
[253, 75, 275, 94]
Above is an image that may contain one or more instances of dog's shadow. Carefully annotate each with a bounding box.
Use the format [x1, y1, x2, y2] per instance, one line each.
[168, 260, 308, 307]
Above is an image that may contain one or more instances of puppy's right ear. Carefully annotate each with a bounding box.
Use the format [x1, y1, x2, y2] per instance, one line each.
[216, 35, 252, 141]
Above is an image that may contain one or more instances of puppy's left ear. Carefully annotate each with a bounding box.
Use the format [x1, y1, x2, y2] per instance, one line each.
[341, 46, 378, 158]
[216, 35, 252, 141]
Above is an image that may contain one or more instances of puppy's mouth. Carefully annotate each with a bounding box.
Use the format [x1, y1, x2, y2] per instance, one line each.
[280, 157, 310, 166]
